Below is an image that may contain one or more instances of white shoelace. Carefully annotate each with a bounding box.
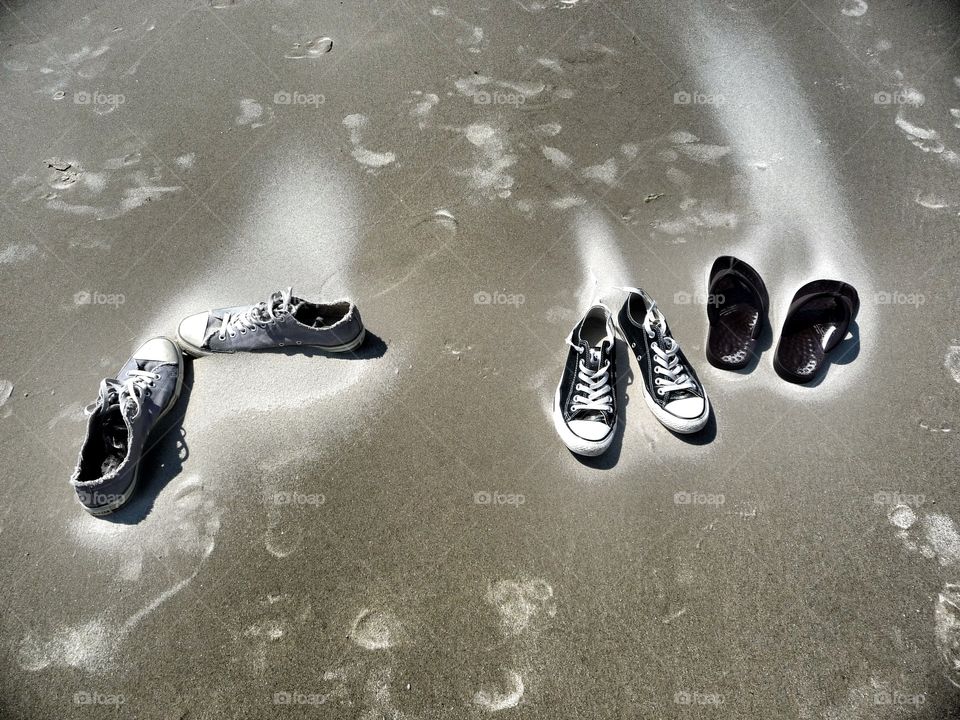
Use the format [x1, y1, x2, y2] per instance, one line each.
[85, 370, 159, 420]
[218, 287, 294, 341]
[568, 343, 613, 413]
[642, 303, 696, 397]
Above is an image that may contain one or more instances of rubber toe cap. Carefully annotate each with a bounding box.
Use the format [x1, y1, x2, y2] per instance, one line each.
[177, 312, 211, 349]
[134, 337, 181, 364]
[664, 397, 705, 419]
[568, 419, 612, 441]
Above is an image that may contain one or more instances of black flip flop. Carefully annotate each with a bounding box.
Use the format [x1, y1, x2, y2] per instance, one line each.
[774, 279, 859, 384]
[705, 256, 769, 370]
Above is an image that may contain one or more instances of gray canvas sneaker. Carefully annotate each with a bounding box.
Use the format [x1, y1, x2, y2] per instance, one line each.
[175, 287, 365, 357]
[70, 337, 184, 515]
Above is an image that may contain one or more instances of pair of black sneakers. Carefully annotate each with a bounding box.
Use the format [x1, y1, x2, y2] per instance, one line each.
[553, 289, 709, 456]
[705, 256, 859, 382]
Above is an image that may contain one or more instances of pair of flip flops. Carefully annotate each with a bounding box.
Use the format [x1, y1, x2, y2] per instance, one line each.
[705, 256, 859, 383]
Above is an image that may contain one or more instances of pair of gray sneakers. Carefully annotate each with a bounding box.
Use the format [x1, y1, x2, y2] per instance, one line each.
[70, 288, 365, 515]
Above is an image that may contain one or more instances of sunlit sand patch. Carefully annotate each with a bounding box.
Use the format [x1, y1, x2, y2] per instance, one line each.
[575, 209, 630, 305]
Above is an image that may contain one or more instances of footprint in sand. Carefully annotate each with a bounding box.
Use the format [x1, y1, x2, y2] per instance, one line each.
[472, 578, 557, 712]
[321, 607, 411, 716]
[343, 114, 397, 170]
[18, 476, 220, 673]
[885, 503, 960, 686]
[321, 579, 556, 715]
[13, 145, 185, 223]
[241, 593, 313, 675]
[261, 468, 327, 559]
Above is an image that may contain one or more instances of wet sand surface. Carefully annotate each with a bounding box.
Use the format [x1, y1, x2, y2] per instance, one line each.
[2, 0, 960, 716]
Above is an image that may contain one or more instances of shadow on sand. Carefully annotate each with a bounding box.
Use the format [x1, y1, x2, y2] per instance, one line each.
[101, 330, 388, 524]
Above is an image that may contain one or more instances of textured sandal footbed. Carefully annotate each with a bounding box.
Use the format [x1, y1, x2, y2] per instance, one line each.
[706, 260, 768, 367]
[775, 286, 857, 378]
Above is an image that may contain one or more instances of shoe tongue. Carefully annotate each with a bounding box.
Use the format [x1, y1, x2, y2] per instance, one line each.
[587, 346, 603, 369]
[252, 291, 303, 322]
[576, 342, 609, 422]
[650, 329, 697, 401]
[133, 358, 164, 373]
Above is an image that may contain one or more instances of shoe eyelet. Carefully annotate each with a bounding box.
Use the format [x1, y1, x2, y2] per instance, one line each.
[240, 329, 246, 334]
[657, 389, 664, 396]
[279, 342, 285, 347]
[218, 335, 225, 341]
[296, 341, 302, 345]
[154, 373, 160, 379]
[230, 332, 236, 338]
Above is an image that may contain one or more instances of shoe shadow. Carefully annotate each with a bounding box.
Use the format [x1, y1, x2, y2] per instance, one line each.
[724, 313, 775, 376]
[101, 357, 194, 525]
[251, 330, 388, 359]
[574, 338, 632, 470]
[796, 320, 861, 388]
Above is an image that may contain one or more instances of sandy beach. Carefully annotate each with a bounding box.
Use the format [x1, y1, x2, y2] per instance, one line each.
[2, 0, 960, 717]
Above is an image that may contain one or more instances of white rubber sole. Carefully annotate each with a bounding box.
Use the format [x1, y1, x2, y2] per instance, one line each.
[638, 380, 710, 434]
[552, 386, 615, 457]
[79, 350, 185, 516]
[175, 327, 366, 358]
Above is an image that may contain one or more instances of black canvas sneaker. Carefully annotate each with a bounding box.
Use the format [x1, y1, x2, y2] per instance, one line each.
[617, 288, 709, 434]
[553, 304, 617, 456]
